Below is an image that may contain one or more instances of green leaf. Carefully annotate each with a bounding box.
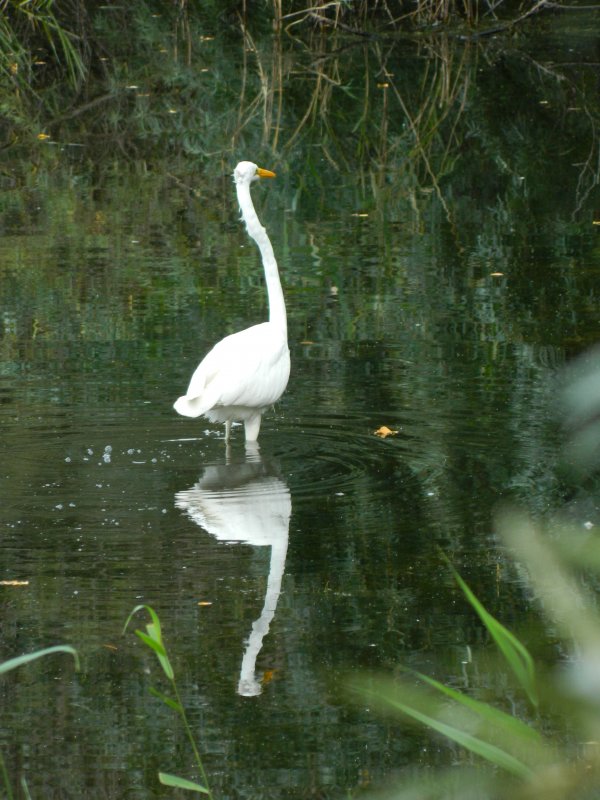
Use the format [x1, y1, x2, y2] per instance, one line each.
[123, 604, 147, 634]
[497, 510, 600, 659]
[20, 776, 32, 800]
[0, 645, 79, 676]
[149, 686, 183, 713]
[358, 682, 534, 778]
[412, 670, 542, 744]
[158, 772, 210, 793]
[135, 629, 167, 657]
[448, 563, 538, 707]
[138, 627, 174, 680]
[124, 605, 174, 680]
[146, 606, 162, 644]
[123, 604, 162, 638]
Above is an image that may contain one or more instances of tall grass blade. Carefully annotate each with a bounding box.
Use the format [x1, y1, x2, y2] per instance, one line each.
[125, 605, 213, 798]
[135, 630, 167, 657]
[497, 510, 600, 680]
[0, 752, 13, 800]
[449, 564, 538, 707]
[412, 670, 542, 744]
[123, 604, 174, 679]
[20, 776, 32, 800]
[0, 645, 79, 675]
[126, 604, 164, 640]
[16, 4, 85, 89]
[149, 686, 183, 713]
[159, 772, 210, 793]
[123, 603, 159, 635]
[356, 680, 535, 778]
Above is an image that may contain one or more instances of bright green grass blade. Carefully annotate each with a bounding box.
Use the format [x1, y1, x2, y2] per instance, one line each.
[144, 608, 164, 642]
[449, 565, 538, 707]
[123, 604, 147, 634]
[124, 605, 174, 680]
[123, 604, 162, 638]
[145, 622, 174, 680]
[359, 683, 534, 778]
[149, 686, 183, 713]
[146, 621, 164, 647]
[0, 645, 79, 675]
[135, 629, 174, 680]
[158, 772, 210, 793]
[413, 671, 542, 744]
[135, 629, 166, 656]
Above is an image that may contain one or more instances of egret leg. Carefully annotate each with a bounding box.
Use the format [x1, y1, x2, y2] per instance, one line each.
[244, 414, 262, 442]
[225, 420, 232, 441]
[245, 440, 260, 458]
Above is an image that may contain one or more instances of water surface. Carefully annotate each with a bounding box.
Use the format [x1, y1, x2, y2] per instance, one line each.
[1, 22, 599, 799]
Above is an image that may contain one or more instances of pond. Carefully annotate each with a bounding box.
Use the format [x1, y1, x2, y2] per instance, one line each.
[1, 12, 600, 799]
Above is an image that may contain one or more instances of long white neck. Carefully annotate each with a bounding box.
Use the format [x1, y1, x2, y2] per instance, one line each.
[236, 181, 287, 335]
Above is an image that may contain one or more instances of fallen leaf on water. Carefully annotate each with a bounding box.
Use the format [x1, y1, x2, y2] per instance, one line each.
[0, 580, 29, 586]
[262, 670, 276, 685]
[374, 425, 398, 438]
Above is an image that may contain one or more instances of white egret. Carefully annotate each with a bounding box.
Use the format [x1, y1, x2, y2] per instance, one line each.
[173, 161, 290, 442]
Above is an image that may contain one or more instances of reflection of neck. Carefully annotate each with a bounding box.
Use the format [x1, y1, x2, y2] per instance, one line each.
[237, 536, 288, 697]
[236, 181, 286, 336]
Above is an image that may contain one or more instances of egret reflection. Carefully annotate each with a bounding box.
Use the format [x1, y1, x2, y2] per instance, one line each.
[175, 447, 291, 696]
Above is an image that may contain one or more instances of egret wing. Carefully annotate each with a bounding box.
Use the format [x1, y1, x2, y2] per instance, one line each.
[210, 323, 289, 408]
[175, 323, 289, 417]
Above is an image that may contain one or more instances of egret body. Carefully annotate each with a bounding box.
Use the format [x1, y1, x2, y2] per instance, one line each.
[173, 161, 290, 442]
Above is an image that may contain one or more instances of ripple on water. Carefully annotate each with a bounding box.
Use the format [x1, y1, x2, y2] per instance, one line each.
[260, 411, 417, 502]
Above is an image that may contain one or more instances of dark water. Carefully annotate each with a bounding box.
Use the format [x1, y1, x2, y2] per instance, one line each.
[1, 18, 600, 799]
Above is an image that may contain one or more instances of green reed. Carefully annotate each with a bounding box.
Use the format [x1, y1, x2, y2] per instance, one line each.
[0, 645, 80, 799]
[351, 508, 600, 799]
[123, 604, 213, 797]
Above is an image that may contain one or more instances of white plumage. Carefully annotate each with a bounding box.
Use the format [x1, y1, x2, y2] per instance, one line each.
[174, 161, 290, 442]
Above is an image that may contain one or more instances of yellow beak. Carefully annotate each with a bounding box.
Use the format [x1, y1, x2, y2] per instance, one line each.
[256, 167, 276, 179]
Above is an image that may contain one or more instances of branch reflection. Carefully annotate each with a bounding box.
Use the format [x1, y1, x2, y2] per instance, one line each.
[175, 445, 291, 696]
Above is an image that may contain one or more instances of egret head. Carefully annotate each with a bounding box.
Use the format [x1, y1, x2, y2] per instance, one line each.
[234, 161, 276, 185]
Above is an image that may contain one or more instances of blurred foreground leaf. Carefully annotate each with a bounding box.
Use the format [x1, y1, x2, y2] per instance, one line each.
[560, 346, 600, 477]
[351, 674, 552, 779]
[448, 562, 538, 708]
[497, 508, 600, 701]
[0, 645, 79, 675]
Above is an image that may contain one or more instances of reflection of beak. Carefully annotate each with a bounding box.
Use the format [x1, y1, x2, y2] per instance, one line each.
[256, 167, 276, 179]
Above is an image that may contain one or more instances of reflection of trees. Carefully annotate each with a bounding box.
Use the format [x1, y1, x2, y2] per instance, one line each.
[1, 8, 597, 222]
